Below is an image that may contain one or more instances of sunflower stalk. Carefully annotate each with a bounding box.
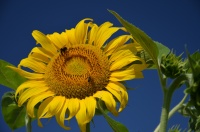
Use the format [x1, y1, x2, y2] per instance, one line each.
[86, 122, 90, 132]
[25, 110, 32, 132]
[158, 74, 188, 132]
[154, 93, 188, 132]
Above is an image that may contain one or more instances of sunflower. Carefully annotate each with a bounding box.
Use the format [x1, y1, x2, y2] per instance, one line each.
[9, 18, 147, 131]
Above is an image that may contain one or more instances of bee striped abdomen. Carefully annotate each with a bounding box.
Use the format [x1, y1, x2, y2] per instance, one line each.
[60, 47, 67, 55]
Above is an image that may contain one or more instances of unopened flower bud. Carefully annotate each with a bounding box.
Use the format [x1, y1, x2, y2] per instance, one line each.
[160, 51, 186, 79]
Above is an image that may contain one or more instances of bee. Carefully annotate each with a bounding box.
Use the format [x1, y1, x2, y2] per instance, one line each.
[88, 77, 91, 82]
[60, 47, 67, 55]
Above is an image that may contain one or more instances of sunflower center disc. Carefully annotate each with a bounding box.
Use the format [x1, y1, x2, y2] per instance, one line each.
[44, 44, 110, 99]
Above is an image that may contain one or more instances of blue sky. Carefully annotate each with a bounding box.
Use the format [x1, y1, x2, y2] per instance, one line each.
[0, 0, 200, 132]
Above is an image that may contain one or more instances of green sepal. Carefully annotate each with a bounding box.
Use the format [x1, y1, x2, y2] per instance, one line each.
[97, 100, 128, 132]
[108, 10, 159, 67]
[1, 91, 27, 130]
[0, 59, 27, 90]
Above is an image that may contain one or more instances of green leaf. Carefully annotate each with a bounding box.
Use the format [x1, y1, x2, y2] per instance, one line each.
[186, 50, 200, 79]
[137, 41, 170, 69]
[95, 101, 109, 115]
[97, 100, 128, 132]
[179, 104, 200, 131]
[1, 91, 26, 130]
[155, 41, 170, 64]
[136, 49, 155, 69]
[109, 10, 159, 67]
[0, 59, 26, 90]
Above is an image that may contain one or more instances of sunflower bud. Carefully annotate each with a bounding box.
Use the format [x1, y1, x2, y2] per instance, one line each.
[160, 51, 186, 79]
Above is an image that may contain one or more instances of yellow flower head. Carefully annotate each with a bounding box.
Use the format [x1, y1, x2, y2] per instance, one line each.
[10, 18, 147, 131]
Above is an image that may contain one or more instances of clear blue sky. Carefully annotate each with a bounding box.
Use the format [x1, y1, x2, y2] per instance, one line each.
[0, 0, 200, 131]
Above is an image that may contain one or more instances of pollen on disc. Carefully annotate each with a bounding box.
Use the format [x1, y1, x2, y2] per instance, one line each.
[44, 44, 110, 99]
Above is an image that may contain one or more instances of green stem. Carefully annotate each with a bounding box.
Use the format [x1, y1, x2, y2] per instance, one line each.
[25, 110, 32, 132]
[159, 74, 188, 132]
[155, 64, 168, 132]
[157, 64, 167, 92]
[86, 122, 90, 132]
[159, 90, 171, 132]
[168, 94, 188, 119]
[154, 93, 188, 132]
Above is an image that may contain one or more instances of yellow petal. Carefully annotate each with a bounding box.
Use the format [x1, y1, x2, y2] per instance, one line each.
[29, 47, 53, 59]
[94, 22, 118, 48]
[112, 53, 147, 72]
[32, 30, 57, 54]
[105, 84, 121, 104]
[75, 100, 87, 127]
[65, 29, 77, 45]
[38, 96, 65, 120]
[18, 85, 48, 106]
[8, 66, 44, 80]
[110, 70, 144, 81]
[66, 98, 80, 120]
[110, 61, 146, 81]
[38, 97, 53, 119]
[37, 97, 53, 127]
[15, 80, 46, 99]
[109, 47, 135, 63]
[108, 44, 140, 71]
[27, 91, 54, 118]
[119, 91, 128, 112]
[94, 91, 118, 116]
[75, 18, 93, 44]
[110, 56, 140, 71]
[49, 96, 65, 115]
[96, 22, 113, 36]
[55, 98, 71, 130]
[47, 32, 69, 49]
[106, 81, 128, 112]
[109, 43, 138, 58]
[29, 52, 50, 64]
[88, 24, 98, 44]
[95, 28, 119, 48]
[18, 58, 46, 73]
[104, 35, 131, 56]
[84, 97, 96, 123]
[129, 62, 148, 72]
